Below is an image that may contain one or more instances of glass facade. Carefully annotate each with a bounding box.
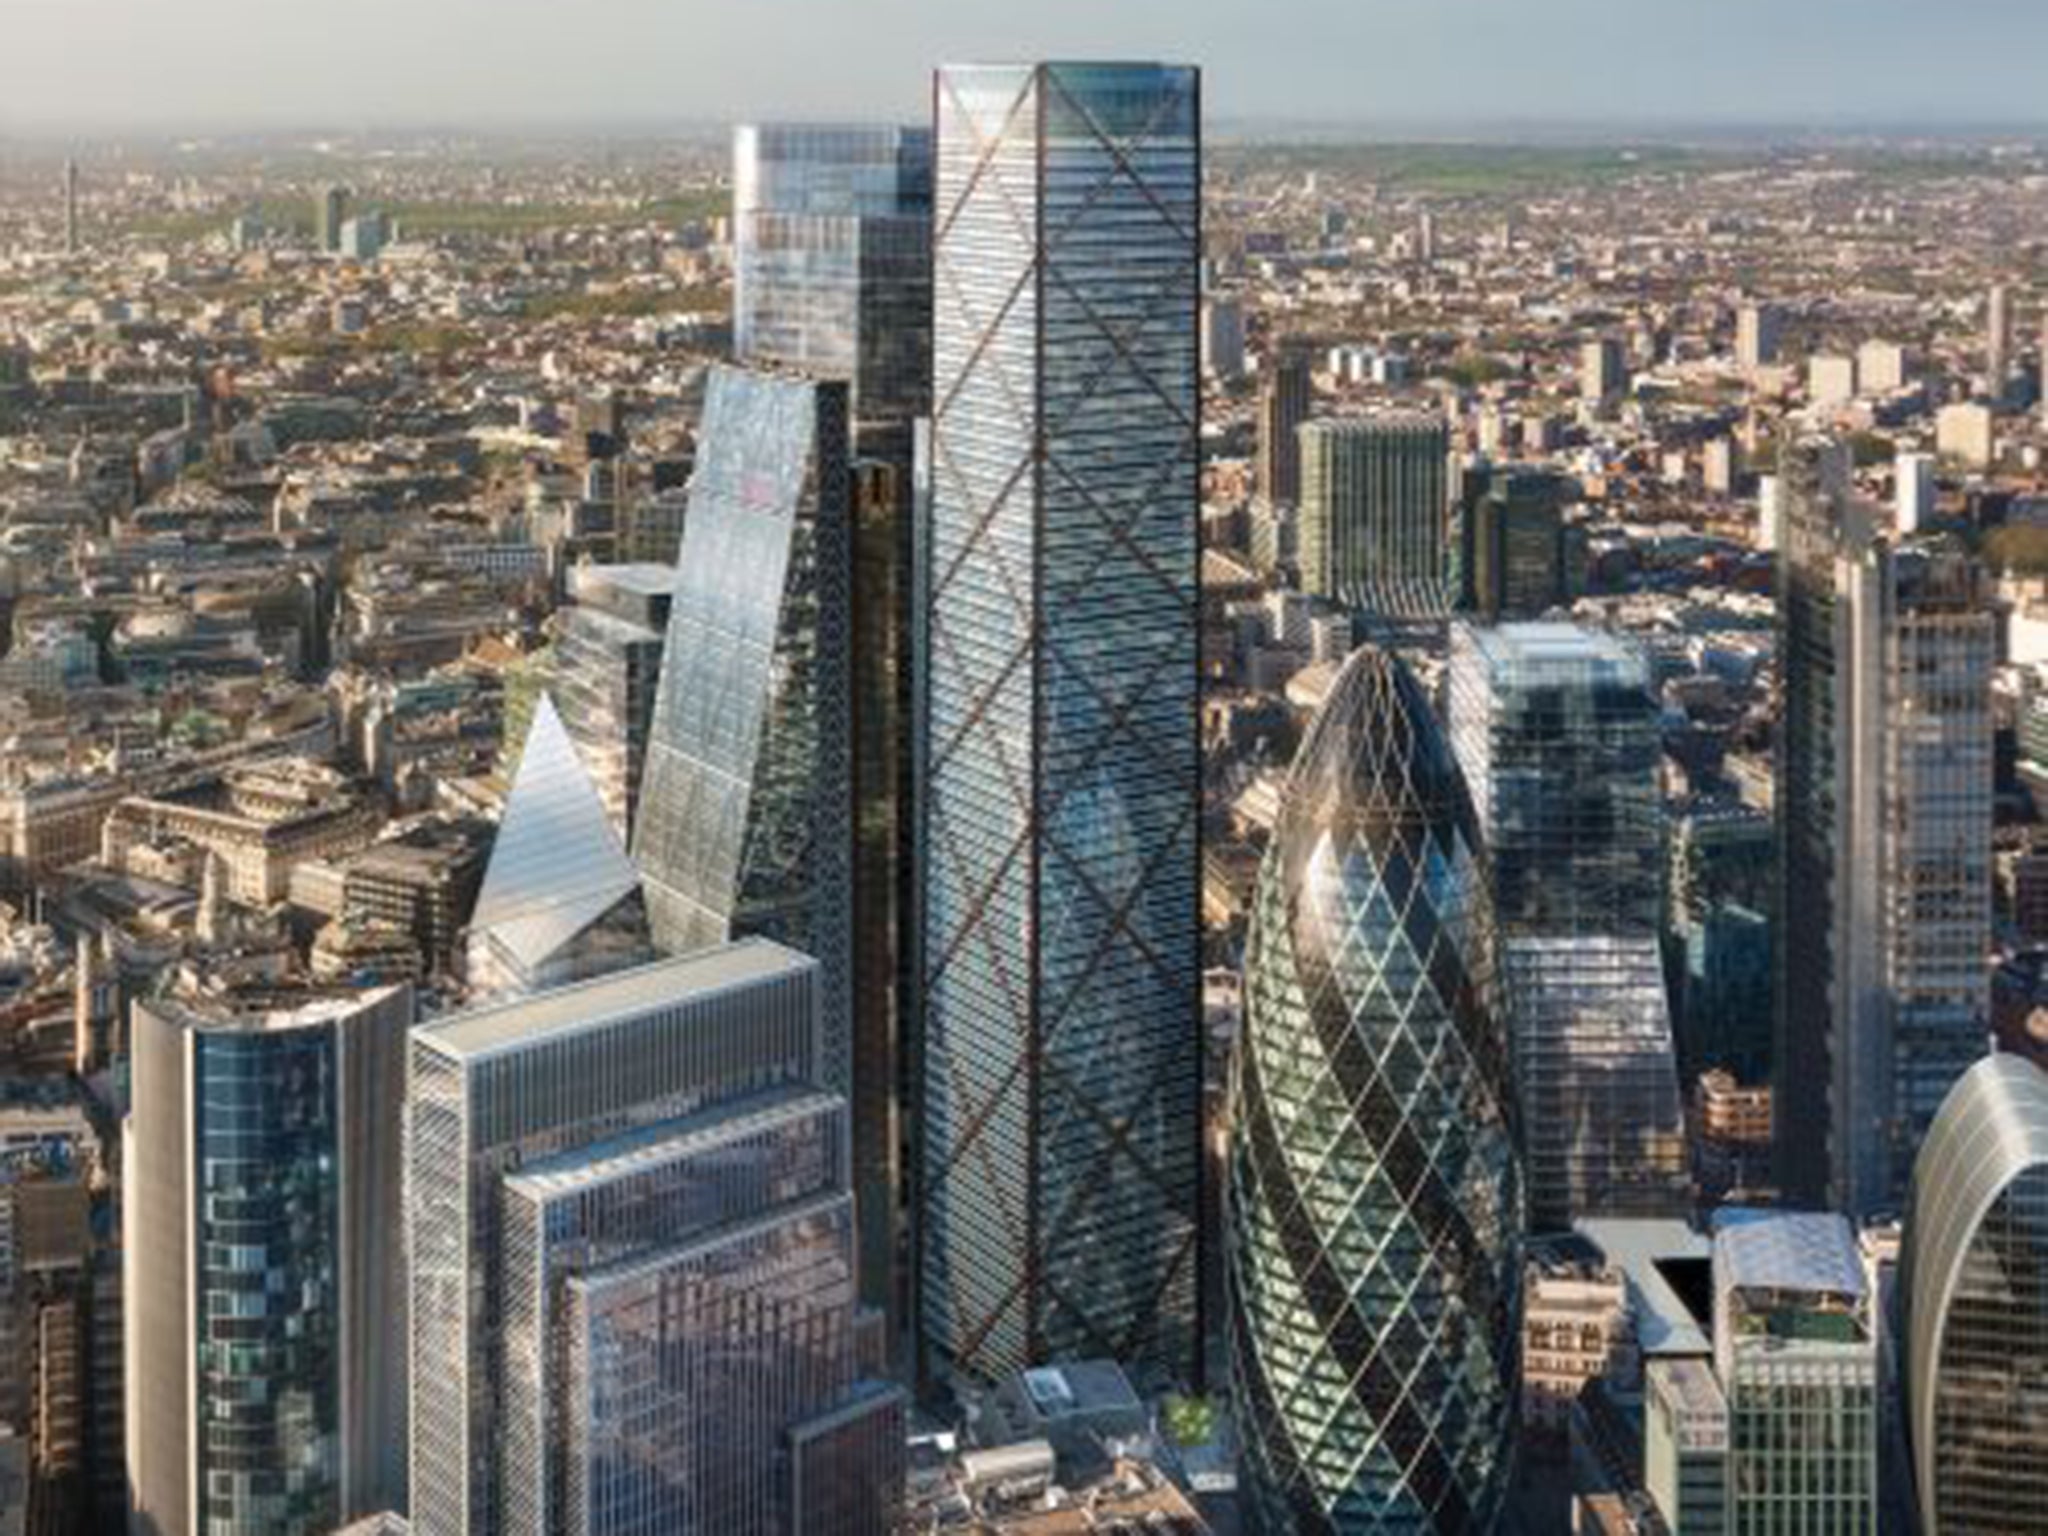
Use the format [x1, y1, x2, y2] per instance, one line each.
[468, 695, 652, 1003]
[1502, 935, 1691, 1231]
[126, 989, 411, 1536]
[548, 592, 665, 846]
[733, 123, 932, 426]
[502, 1092, 848, 1536]
[1457, 468, 1571, 620]
[1712, 1215, 1877, 1536]
[1775, 434, 1995, 1215]
[1448, 622, 1663, 940]
[1297, 414, 1451, 618]
[1904, 1055, 2048, 1536]
[405, 943, 898, 1536]
[631, 367, 853, 1093]
[921, 61, 1203, 1384]
[1228, 646, 1523, 1534]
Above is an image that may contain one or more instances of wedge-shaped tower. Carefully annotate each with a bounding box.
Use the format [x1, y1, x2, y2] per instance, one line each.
[1229, 645, 1523, 1535]
[632, 366, 852, 1090]
[467, 694, 651, 1001]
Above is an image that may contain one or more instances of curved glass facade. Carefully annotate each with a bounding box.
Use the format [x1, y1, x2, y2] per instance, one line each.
[1904, 1055, 2048, 1536]
[1229, 646, 1523, 1534]
[193, 1027, 342, 1536]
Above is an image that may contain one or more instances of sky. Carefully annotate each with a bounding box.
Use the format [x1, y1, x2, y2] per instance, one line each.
[4, 0, 2047, 135]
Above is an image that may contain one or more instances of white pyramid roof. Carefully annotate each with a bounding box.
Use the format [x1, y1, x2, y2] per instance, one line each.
[471, 695, 643, 973]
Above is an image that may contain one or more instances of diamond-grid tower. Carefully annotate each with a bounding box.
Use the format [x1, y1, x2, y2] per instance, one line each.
[1229, 647, 1524, 1534]
[918, 62, 1203, 1385]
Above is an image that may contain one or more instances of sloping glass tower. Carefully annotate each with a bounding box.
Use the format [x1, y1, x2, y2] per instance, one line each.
[632, 365, 853, 1090]
[920, 61, 1203, 1384]
[1229, 646, 1523, 1535]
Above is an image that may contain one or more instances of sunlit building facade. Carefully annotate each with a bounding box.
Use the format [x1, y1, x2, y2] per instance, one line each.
[1229, 646, 1523, 1534]
[631, 367, 853, 1093]
[406, 942, 899, 1536]
[125, 987, 413, 1536]
[732, 123, 932, 426]
[1297, 414, 1451, 618]
[1903, 1055, 2048, 1536]
[920, 61, 1204, 1384]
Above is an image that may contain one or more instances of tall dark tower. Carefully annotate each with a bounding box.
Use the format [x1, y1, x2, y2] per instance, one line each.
[63, 159, 79, 255]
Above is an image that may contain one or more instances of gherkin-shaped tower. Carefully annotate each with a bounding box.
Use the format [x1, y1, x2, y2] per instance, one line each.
[1229, 645, 1523, 1534]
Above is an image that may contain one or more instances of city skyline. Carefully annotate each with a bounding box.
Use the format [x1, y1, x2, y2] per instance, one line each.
[3, 1, 2048, 135]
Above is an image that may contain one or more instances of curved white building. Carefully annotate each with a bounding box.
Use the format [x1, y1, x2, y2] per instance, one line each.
[1903, 1054, 2048, 1536]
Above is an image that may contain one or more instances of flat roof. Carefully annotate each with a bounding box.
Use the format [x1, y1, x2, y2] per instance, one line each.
[415, 938, 809, 1064]
[503, 1085, 838, 1204]
[1576, 1217, 1714, 1359]
[1714, 1210, 1866, 1301]
[1464, 621, 1646, 674]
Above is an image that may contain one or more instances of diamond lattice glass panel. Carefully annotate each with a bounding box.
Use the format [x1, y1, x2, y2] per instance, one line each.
[1229, 646, 1523, 1535]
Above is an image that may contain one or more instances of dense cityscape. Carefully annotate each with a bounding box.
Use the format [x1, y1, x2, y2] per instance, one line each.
[1, 35, 2047, 1536]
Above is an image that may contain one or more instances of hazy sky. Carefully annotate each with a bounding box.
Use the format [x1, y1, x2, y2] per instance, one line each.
[5, 0, 2047, 133]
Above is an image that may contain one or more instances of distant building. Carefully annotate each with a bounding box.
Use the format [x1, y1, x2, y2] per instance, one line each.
[1857, 339, 1909, 394]
[1296, 413, 1451, 617]
[1896, 450, 1937, 533]
[1256, 348, 1313, 509]
[1936, 401, 1995, 470]
[1736, 303, 1782, 370]
[1987, 282, 2012, 393]
[1202, 295, 1246, 380]
[316, 184, 350, 254]
[1582, 337, 1626, 404]
[125, 986, 413, 1536]
[1459, 465, 1572, 619]
[338, 211, 387, 262]
[1808, 353, 1858, 408]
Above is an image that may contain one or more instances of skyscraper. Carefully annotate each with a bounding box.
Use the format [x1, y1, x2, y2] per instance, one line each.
[1448, 623, 1687, 1230]
[406, 942, 902, 1536]
[1775, 436, 1995, 1215]
[317, 184, 350, 254]
[921, 60, 1202, 1385]
[731, 123, 932, 428]
[1736, 302, 1782, 371]
[1581, 336, 1625, 404]
[1296, 414, 1451, 617]
[125, 986, 413, 1536]
[1458, 466, 1572, 620]
[631, 366, 853, 1092]
[1987, 282, 2012, 394]
[1256, 348, 1313, 510]
[548, 563, 670, 845]
[1229, 646, 1522, 1534]
[1448, 623, 1663, 940]
[62, 159, 78, 256]
[1903, 1055, 2048, 1536]
[730, 121, 933, 1335]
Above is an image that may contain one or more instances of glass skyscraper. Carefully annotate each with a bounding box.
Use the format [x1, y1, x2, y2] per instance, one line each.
[732, 120, 934, 1340]
[733, 123, 932, 427]
[1448, 622, 1687, 1231]
[920, 60, 1203, 1385]
[1775, 434, 1995, 1215]
[1297, 414, 1452, 618]
[1448, 622, 1663, 940]
[1229, 645, 1523, 1534]
[125, 986, 413, 1536]
[1904, 1055, 2048, 1536]
[406, 942, 901, 1536]
[631, 366, 854, 1093]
